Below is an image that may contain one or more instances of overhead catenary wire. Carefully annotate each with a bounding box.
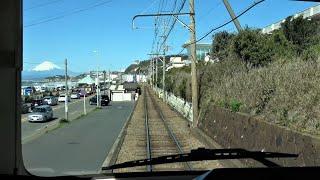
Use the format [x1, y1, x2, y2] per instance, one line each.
[197, 0, 223, 22]
[159, 0, 187, 49]
[176, 0, 265, 55]
[24, 0, 64, 11]
[24, 0, 112, 28]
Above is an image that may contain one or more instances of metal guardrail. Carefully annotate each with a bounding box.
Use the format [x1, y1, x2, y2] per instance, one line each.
[153, 87, 193, 122]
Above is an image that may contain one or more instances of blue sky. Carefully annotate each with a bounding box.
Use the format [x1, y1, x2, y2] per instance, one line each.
[23, 0, 318, 73]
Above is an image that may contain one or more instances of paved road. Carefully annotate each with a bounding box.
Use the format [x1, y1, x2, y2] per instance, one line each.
[22, 101, 135, 177]
[21, 95, 95, 139]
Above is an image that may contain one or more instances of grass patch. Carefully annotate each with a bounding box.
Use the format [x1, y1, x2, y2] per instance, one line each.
[166, 57, 320, 136]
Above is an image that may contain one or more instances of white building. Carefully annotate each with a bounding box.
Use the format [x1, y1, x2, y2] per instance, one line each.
[136, 74, 147, 82]
[170, 57, 186, 68]
[262, 4, 320, 34]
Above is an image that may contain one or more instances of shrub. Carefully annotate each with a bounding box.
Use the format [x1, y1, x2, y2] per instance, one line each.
[231, 28, 274, 67]
[301, 44, 320, 62]
[269, 30, 296, 59]
[24, 95, 33, 103]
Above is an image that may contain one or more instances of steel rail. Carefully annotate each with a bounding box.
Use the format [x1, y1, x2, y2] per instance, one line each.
[144, 86, 153, 172]
[146, 87, 192, 170]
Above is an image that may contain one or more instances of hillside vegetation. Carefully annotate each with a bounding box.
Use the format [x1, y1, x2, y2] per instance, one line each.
[125, 55, 188, 74]
[163, 16, 320, 135]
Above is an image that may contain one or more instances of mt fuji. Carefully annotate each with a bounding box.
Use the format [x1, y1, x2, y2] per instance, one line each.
[22, 61, 77, 80]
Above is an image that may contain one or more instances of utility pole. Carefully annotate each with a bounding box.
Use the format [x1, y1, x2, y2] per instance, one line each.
[190, 0, 199, 128]
[161, 17, 167, 102]
[103, 70, 106, 95]
[162, 50, 166, 102]
[155, 57, 158, 87]
[96, 70, 100, 107]
[152, 57, 154, 88]
[222, 0, 242, 32]
[64, 59, 68, 121]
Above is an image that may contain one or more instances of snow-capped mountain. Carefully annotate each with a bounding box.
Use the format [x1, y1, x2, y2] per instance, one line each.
[22, 61, 78, 80]
[32, 61, 62, 71]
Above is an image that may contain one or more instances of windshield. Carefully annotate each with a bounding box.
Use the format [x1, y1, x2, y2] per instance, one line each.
[21, 0, 320, 177]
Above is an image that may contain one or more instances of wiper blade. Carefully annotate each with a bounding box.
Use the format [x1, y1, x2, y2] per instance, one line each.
[102, 148, 298, 170]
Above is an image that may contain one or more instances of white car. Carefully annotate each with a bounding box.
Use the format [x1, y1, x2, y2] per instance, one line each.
[43, 96, 58, 105]
[28, 105, 53, 122]
[70, 93, 80, 99]
[58, 94, 70, 102]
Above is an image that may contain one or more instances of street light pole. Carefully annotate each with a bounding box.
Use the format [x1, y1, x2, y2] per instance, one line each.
[64, 58, 68, 121]
[94, 50, 100, 108]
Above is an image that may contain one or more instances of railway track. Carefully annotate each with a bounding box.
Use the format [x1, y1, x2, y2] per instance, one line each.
[144, 86, 192, 171]
[114, 85, 222, 172]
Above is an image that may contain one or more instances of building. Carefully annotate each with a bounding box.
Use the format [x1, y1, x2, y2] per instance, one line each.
[77, 75, 95, 86]
[183, 42, 212, 61]
[170, 57, 186, 68]
[262, 4, 320, 34]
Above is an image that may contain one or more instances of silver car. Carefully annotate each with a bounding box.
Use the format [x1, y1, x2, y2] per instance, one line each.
[28, 105, 53, 122]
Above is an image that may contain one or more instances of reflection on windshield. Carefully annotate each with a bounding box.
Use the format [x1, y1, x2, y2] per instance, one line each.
[33, 108, 45, 113]
[21, 0, 319, 177]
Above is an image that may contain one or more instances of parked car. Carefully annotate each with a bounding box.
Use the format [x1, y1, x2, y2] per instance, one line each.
[21, 103, 29, 114]
[71, 93, 80, 99]
[30, 99, 44, 110]
[43, 96, 58, 106]
[28, 105, 53, 122]
[58, 94, 70, 102]
[101, 95, 110, 106]
[89, 95, 110, 106]
[79, 90, 88, 97]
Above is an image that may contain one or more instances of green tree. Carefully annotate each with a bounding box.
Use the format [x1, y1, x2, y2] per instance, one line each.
[211, 31, 234, 60]
[281, 16, 320, 54]
[232, 28, 274, 67]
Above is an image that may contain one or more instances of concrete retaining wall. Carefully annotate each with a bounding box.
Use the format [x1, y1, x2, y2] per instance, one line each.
[199, 105, 320, 167]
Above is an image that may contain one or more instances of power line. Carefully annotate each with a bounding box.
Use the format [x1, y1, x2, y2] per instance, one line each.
[177, 0, 265, 55]
[139, 0, 159, 15]
[197, 1, 223, 23]
[159, 0, 187, 51]
[24, 0, 64, 11]
[24, 0, 112, 28]
[196, 0, 265, 43]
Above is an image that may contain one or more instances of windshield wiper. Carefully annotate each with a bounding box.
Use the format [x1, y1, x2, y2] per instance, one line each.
[102, 148, 298, 170]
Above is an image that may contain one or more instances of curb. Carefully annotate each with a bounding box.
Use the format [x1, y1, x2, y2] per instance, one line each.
[100, 99, 139, 172]
[22, 119, 60, 144]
